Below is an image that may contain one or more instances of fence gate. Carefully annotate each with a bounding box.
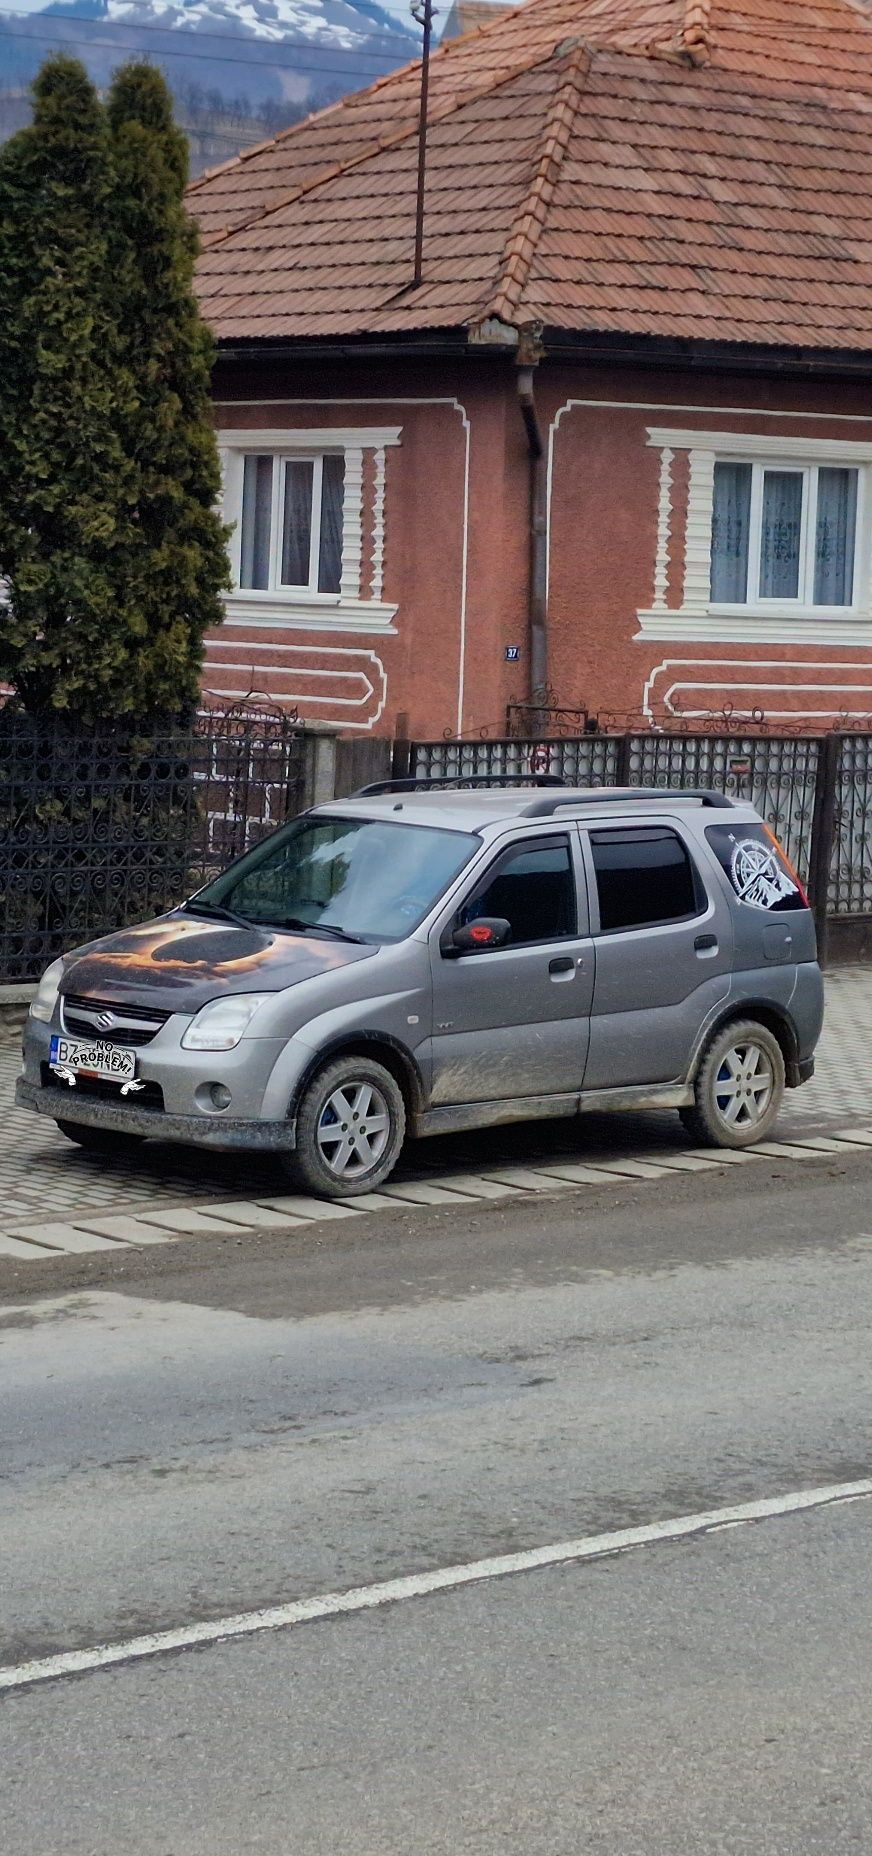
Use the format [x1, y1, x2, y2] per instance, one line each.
[395, 729, 870, 962]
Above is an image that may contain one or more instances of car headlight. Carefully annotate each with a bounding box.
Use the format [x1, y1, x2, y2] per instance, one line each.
[181, 993, 270, 1052]
[30, 958, 64, 1024]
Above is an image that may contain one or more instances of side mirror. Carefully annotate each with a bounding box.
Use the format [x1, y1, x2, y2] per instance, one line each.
[449, 916, 511, 955]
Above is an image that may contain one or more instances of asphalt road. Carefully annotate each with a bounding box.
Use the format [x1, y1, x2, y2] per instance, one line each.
[3, 1147, 872, 1851]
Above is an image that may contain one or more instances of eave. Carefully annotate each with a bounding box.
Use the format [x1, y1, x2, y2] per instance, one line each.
[213, 326, 872, 384]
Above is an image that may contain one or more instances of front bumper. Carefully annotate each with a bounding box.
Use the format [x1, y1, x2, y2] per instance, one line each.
[15, 1077, 298, 1151]
[17, 1009, 313, 1151]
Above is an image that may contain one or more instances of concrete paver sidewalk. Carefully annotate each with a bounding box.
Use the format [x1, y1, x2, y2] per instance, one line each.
[2, 968, 871, 1240]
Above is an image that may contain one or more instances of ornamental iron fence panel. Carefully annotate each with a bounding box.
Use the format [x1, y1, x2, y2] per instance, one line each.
[1, 706, 307, 984]
[832, 733, 872, 916]
[396, 728, 872, 952]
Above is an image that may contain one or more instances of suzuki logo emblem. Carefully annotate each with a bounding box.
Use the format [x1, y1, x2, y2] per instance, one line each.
[95, 1011, 116, 1031]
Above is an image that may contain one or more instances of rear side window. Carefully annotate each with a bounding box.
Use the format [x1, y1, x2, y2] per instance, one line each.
[590, 828, 701, 933]
[458, 837, 576, 944]
[705, 823, 807, 913]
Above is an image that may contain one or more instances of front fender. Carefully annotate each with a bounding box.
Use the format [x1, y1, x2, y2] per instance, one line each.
[260, 991, 428, 1120]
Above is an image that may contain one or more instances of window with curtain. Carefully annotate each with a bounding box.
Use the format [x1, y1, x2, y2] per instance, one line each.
[710, 459, 859, 608]
[239, 452, 345, 594]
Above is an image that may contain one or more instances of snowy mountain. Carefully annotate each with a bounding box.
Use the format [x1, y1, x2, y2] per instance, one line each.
[38, 0, 417, 53]
[0, 0, 419, 170]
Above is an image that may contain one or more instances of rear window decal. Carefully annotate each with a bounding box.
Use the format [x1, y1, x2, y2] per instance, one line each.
[730, 838, 799, 911]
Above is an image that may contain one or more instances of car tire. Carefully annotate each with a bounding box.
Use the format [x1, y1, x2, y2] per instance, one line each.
[55, 1120, 146, 1154]
[283, 1055, 406, 1199]
[680, 1018, 785, 1149]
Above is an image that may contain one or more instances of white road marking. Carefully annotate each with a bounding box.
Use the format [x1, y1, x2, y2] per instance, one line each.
[3, 1478, 871, 1696]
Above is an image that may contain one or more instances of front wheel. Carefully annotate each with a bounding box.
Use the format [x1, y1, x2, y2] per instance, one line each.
[283, 1056, 406, 1199]
[680, 1019, 785, 1149]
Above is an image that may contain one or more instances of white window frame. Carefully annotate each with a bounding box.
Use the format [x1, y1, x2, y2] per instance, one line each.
[636, 428, 872, 645]
[712, 458, 861, 614]
[245, 453, 333, 596]
[218, 425, 401, 633]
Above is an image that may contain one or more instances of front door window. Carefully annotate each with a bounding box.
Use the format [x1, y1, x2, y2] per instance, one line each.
[457, 838, 577, 945]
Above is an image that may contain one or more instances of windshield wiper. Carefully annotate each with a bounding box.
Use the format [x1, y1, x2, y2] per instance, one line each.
[182, 898, 254, 932]
[279, 916, 365, 945]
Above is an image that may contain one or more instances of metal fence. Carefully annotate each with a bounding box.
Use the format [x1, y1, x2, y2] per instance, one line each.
[395, 729, 872, 945]
[1, 706, 308, 984]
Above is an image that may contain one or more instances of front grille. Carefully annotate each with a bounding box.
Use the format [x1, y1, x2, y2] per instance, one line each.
[41, 1062, 165, 1111]
[61, 994, 171, 1049]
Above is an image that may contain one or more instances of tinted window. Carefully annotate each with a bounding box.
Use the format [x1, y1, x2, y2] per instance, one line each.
[591, 828, 700, 933]
[705, 823, 807, 913]
[200, 816, 476, 942]
[458, 839, 576, 945]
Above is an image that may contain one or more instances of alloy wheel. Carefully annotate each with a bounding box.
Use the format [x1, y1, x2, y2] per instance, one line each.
[712, 1041, 775, 1130]
[316, 1080, 392, 1179]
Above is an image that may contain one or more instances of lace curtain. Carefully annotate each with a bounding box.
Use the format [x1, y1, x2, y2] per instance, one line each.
[814, 467, 856, 605]
[710, 461, 751, 601]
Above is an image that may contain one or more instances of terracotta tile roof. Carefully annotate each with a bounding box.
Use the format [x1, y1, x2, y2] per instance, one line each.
[191, 0, 872, 351]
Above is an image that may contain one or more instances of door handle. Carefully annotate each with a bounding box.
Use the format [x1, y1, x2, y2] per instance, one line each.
[548, 955, 575, 976]
[694, 933, 718, 953]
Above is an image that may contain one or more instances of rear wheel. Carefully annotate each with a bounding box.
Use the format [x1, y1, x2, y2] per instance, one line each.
[283, 1056, 406, 1199]
[680, 1019, 785, 1149]
[55, 1120, 146, 1155]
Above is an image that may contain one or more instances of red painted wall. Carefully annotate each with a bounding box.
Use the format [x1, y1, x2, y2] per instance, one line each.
[209, 353, 872, 738]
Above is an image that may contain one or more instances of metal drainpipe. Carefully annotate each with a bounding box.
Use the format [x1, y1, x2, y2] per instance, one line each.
[516, 364, 548, 733]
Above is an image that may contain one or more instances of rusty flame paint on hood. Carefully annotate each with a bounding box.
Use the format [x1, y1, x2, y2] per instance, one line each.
[61, 912, 377, 1013]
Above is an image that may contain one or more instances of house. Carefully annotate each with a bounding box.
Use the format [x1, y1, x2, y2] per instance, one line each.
[189, 0, 872, 739]
[441, 2, 512, 44]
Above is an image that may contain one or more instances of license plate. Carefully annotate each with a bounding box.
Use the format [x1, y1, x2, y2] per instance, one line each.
[49, 1035, 136, 1084]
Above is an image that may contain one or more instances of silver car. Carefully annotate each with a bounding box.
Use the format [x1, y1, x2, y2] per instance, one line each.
[17, 783, 824, 1198]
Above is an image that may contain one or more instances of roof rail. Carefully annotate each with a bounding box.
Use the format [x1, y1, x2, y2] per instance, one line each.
[520, 786, 735, 818]
[354, 774, 566, 795]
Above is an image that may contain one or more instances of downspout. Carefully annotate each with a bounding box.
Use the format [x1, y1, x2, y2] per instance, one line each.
[516, 360, 548, 733]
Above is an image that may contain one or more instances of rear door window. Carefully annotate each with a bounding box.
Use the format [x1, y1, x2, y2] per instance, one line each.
[705, 823, 807, 913]
[590, 827, 703, 933]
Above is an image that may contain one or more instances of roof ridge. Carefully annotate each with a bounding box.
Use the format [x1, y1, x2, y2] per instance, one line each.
[680, 0, 711, 67]
[486, 38, 592, 324]
[200, 32, 584, 253]
[187, 0, 543, 198]
[837, 0, 872, 35]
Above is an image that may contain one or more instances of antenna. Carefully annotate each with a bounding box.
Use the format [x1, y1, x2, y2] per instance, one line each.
[410, 0, 437, 286]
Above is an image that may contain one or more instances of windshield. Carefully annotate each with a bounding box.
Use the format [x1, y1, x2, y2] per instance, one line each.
[193, 815, 478, 943]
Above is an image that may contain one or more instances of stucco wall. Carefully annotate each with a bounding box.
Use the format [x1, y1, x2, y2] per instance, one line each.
[209, 352, 872, 737]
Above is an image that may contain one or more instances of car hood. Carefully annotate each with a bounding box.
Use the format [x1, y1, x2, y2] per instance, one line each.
[59, 912, 379, 1015]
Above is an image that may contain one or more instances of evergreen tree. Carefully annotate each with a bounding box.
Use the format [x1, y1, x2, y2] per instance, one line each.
[0, 56, 229, 723]
[104, 61, 230, 718]
[0, 58, 138, 721]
